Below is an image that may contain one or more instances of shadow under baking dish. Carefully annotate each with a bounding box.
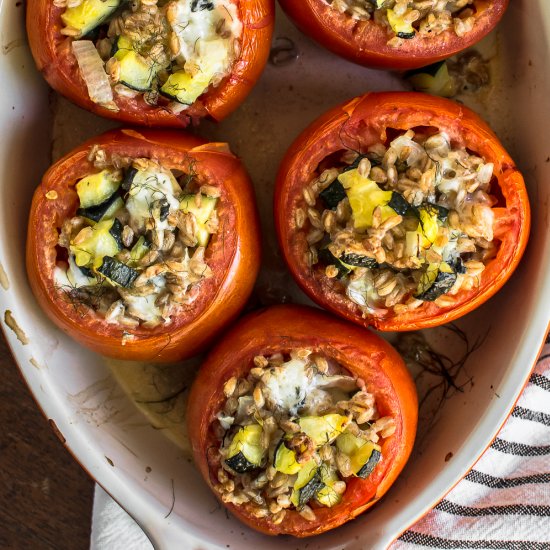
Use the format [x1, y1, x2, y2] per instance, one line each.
[1, 1, 549, 549]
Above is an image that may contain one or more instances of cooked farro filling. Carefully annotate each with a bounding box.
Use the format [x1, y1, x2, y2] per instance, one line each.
[57, 0, 242, 112]
[300, 130, 497, 315]
[214, 350, 396, 523]
[54, 147, 219, 328]
[327, 0, 476, 46]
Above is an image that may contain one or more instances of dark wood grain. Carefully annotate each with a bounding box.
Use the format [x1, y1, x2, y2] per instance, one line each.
[0, 333, 93, 550]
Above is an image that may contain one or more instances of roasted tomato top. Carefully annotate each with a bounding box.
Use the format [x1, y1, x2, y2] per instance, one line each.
[187, 305, 417, 537]
[26, 129, 261, 361]
[26, 0, 274, 126]
[278, 0, 509, 70]
[275, 92, 530, 332]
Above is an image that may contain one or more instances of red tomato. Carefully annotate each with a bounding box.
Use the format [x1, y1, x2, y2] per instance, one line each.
[275, 92, 530, 331]
[278, 0, 509, 70]
[26, 129, 261, 361]
[26, 0, 274, 126]
[187, 304, 418, 536]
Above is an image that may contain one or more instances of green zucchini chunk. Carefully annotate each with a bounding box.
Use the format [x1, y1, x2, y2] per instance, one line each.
[339, 253, 378, 269]
[299, 414, 348, 447]
[357, 448, 381, 479]
[274, 440, 301, 475]
[425, 202, 449, 222]
[60, 0, 120, 37]
[415, 262, 457, 301]
[180, 194, 218, 247]
[406, 60, 446, 79]
[76, 169, 122, 209]
[387, 8, 415, 39]
[225, 425, 264, 473]
[225, 451, 258, 474]
[290, 461, 323, 508]
[319, 180, 346, 209]
[109, 218, 124, 250]
[160, 70, 212, 105]
[336, 432, 382, 479]
[118, 51, 155, 92]
[406, 61, 455, 98]
[129, 236, 150, 266]
[316, 465, 342, 507]
[77, 192, 123, 223]
[318, 248, 352, 278]
[387, 192, 410, 216]
[97, 256, 139, 287]
[339, 168, 401, 229]
[180, 194, 217, 224]
[111, 35, 133, 58]
[122, 167, 138, 191]
[70, 219, 122, 269]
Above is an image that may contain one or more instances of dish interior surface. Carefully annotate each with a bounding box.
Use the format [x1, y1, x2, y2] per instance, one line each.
[0, 2, 549, 549]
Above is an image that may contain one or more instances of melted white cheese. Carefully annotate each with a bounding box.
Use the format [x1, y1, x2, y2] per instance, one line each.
[125, 168, 181, 231]
[261, 358, 357, 416]
[124, 276, 167, 323]
[262, 359, 315, 415]
[171, 0, 242, 79]
[124, 293, 162, 323]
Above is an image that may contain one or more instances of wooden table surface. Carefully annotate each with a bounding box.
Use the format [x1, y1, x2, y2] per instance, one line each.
[0, 332, 94, 549]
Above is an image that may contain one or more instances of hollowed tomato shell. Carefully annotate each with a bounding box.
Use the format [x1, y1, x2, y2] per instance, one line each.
[187, 304, 417, 537]
[26, 128, 261, 362]
[274, 92, 530, 332]
[278, 0, 509, 70]
[26, 0, 274, 126]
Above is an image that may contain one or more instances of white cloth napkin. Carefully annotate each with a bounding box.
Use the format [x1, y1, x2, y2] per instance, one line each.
[91, 338, 550, 550]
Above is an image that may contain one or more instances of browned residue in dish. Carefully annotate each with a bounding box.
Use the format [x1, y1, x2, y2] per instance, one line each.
[0, 262, 9, 290]
[30, 357, 42, 369]
[2, 38, 24, 55]
[4, 310, 29, 345]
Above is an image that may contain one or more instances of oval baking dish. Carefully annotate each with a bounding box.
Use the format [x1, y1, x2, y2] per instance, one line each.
[187, 304, 417, 537]
[275, 91, 530, 331]
[26, 128, 261, 361]
[26, 0, 274, 126]
[278, 0, 509, 70]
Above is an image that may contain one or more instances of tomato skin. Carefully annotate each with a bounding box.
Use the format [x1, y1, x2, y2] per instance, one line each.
[26, 129, 261, 362]
[278, 0, 509, 70]
[274, 92, 530, 332]
[26, 0, 274, 126]
[187, 304, 417, 537]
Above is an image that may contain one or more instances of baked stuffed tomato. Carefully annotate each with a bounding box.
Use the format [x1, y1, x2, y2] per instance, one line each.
[26, 0, 274, 126]
[187, 305, 417, 536]
[278, 0, 508, 70]
[26, 129, 260, 361]
[275, 92, 530, 331]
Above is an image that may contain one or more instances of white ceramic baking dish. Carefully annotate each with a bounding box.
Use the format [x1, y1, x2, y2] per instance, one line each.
[1, 1, 549, 548]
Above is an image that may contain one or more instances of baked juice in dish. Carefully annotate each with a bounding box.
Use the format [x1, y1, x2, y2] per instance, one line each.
[26, 0, 274, 126]
[275, 92, 530, 331]
[187, 305, 417, 536]
[26, 129, 260, 361]
[278, 0, 508, 69]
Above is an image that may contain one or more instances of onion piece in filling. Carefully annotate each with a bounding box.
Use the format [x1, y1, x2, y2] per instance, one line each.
[301, 129, 497, 317]
[54, 151, 220, 328]
[214, 350, 396, 524]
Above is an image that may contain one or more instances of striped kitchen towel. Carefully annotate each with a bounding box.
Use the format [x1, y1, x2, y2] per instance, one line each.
[393, 335, 550, 550]
[91, 337, 550, 549]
